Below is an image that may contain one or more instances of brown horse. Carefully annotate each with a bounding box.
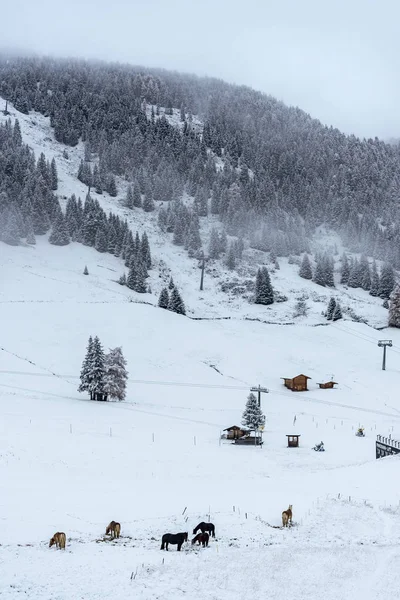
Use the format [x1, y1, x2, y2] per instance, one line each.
[192, 532, 209, 547]
[282, 505, 293, 527]
[106, 521, 121, 539]
[49, 532, 66, 550]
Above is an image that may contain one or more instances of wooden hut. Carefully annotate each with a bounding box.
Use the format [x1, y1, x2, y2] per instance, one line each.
[286, 435, 300, 448]
[223, 426, 249, 440]
[317, 381, 338, 389]
[281, 374, 311, 392]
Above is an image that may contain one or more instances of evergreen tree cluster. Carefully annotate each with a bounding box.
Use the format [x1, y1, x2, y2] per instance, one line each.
[340, 254, 395, 299]
[78, 158, 117, 197]
[4, 55, 400, 267]
[64, 193, 152, 277]
[158, 198, 203, 257]
[326, 297, 343, 321]
[79, 336, 128, 401]
[158, 279, 186, 315]
[0, 118, 59, 246]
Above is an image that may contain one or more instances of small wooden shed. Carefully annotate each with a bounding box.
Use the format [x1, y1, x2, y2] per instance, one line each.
[281, 374, 311, 392]
[286, 435, 301, 448]
[223, 426, 249, 440]
[317, 381, 338, 389]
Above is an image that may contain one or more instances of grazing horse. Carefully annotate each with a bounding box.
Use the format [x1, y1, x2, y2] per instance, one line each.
[192, 532, 209, 547]
[160, 532, 188, 551]
[282, 505, 293, 528]
[193, 522, 215, 538]
[106, 521, 121, 539]
[49, 532, 66, 550]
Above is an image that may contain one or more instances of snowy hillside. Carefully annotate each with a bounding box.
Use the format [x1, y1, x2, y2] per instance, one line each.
[2, 100, 400, 599]
[0, 97, 392, 327]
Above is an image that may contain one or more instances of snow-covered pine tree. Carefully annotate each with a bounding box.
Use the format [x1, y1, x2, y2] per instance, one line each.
[118, 273, 126, 285]
[378, 264, 395, 299]
[324, 254, 335, 287]
[83, 265, 89, 275]
[50, 158, 58, 190]
[225, 243, 236, 269]
[340, 253, 350, 285]
[313, 255, 326, 287]
[103, 347, 128, 401]
[169, 286, 186, 315]
[49, 210, 70, 246]
[326, 297, 336, 320]
[332, 302, 343, 321]
[242, 392, 266, 432]
[208, 227, 221, 259]
[141, 233, 152, 268]
[299, 253, 312, 280]
[126, 185, 134, 209]
[348, 258, 361, 288]
[143, 191, 155, 212]
[255, 267, 274, 305]
[78, 335, 94, 398]
[88, 336, 107, 400]
[168, 276, 175, 290]
[95, 228, 108, 252]
[369, 260, 380, 297]
[158, 287, 169, 309]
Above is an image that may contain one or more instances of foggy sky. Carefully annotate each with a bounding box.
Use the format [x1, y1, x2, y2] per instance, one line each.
[1, 0, 399, 139]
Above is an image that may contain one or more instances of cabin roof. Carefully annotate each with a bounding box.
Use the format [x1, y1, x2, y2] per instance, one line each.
[223, 425, 249, 431]
[281, 374, 311, 380]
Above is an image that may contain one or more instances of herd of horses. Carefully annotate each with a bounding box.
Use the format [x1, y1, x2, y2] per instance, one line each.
[49, 508, 292, 551]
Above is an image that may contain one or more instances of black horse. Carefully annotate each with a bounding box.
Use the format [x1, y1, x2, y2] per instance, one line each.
[192, 532, 209, 547]
[160, 532, 188, 551]
[193, 522, 215, 538]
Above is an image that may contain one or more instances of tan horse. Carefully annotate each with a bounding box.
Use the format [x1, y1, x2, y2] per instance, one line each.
[282, 505, 293, 528]
[106, 521, 121, 539]
[49, 532, 66, 550]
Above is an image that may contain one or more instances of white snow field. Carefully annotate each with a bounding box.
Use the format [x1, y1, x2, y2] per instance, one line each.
[2, 239, 400, 600]
[2, 100, 400, 599]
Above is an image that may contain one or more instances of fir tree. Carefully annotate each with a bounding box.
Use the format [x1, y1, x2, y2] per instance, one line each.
[326, 297, 336, 320]
[158, 287, 169, 309]
[313, 256, 326, 287]
[389, 284, 400, 327]
[299, 253, 312, 280]
[169, 287, 186, 315]
[141, 232, 152, 268]
[50, 158, 58, 190]
[225, 243, 236, 269]
[369, 260, 380, 297]
[143, 191, 155, 212]
[107, 175, 117, 197]
[126, 185, 134, 209]
[83, 265, 89, 275]
[95, 228, 108, 253]
[49, 210, 70, 246]
[332, 302, 343, 321]
[168, 276, 175, 290]
[208, 227, 221, 259]
[379, 264, 395, 299]
[104, 347, 128, 401]
[89, 336, 107, 400]
[255, 267, 274, 305]
[340, 254, 350, 285]
[132, 182, 142, 208]
[242, 393, 266, 431]
[78, 336, 94, 397]
[118, 273, 126, 285]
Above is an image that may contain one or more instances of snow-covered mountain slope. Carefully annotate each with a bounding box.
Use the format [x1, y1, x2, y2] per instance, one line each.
[0, 98, 390, 326]
[2, 102, 400, 599]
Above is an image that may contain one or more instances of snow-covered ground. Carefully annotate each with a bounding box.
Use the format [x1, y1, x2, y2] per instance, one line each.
[2, 100, 400, 599]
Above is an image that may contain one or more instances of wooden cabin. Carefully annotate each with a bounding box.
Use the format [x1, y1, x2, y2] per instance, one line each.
[286, 435, 300, 448]
[317, 381, 338, 389]
[281, 374, 311, 392]
[223, 426, 250, 440]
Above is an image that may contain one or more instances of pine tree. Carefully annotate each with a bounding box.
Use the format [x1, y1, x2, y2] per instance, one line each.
[348, 259, 361, 288]
[104, 347, 128, 401]
[126, 185, 134, 209]
[78, 336, 94, 397]
[389, 284, 400, 327]
[133, 182, 142, 208]
[95, 228, 108, 253]
[332, 302, 343, 321]
[313, 256, 326, 287]
[299, 253, 312, 280]
[83, 265, 89, 275]
[158, 287, 169, 309]
[143, 191, 155, 212]
[49, 210, 70, 246]
[340, 254, 350, 285]
[168, 277, 175, 290]
[50, 158, 58, 190]
[208, 227, 220, 259]
[326, 297, 336, 320]
[242, 393, 266, 431]
[107, 175, 117, 197]
[255, 267, 274, 305]
[89, 336, 107, 400]
[225, 243, 236, 269]
[169, 287, 186, 315]
[379, 264, 395, 299]
[369, 260, 380, 297]
[140, 232, 152, 268]
[127, 263, 137, 290]
[118, 273, 126, 285]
